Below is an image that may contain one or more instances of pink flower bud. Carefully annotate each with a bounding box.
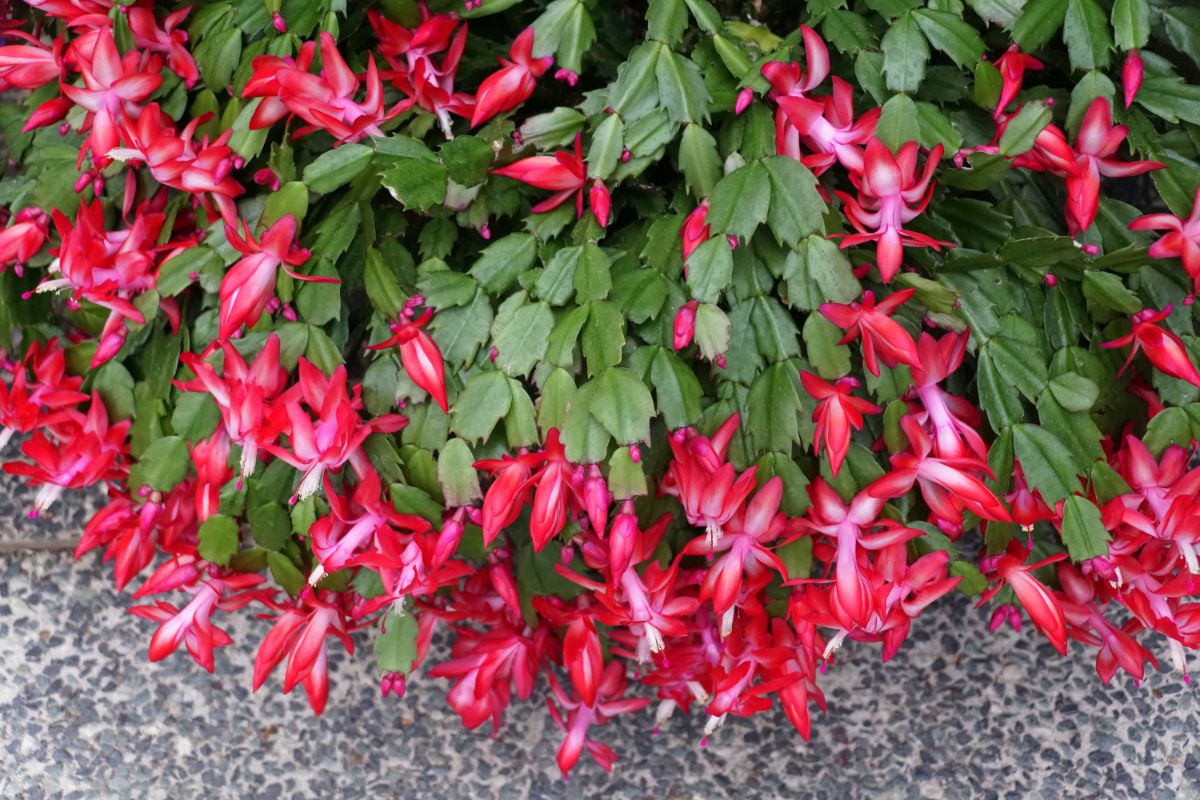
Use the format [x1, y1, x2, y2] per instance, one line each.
[588, 181, 611, 227]
[555, 68, 579, 87]
[620, 148, 632, 163]
[628, 444, 640, 463]
[380, 672, 406, 698]
[1123, 49, 1144, 109]
[1081, 243, 1100, 256]
[734, 87, 754, 115]
[673, 300, 698, 350]
[272, 12, 287, 32]
[1044, 273, 1057, 287]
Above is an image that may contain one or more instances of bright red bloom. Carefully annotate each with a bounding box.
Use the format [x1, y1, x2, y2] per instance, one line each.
[0, 207, 50, 273]
[177, 334, 289, 482]
[58, 29, 162, 169]
[265, 360, 408, 503]
[908, 331, 987, 461]
[819, 289, 922, 377]
[546, 662, 650, 777]
[775, 75, 878, 174]
[492, 132, 609, 227]
[307, 470, 431, 580]
[253, 593, 355, 714]
[0, 338, 87, 449]
[833, 138, 951, 282]
[978, 542, 1068, 655]
[662, 414, 757, 549]
[430, 620, 543, 731]
[685, 477, 789, 628]
[4, 391, 129, 517]
[870, 416, 1011, 532]
[475, 447, 543, 545]
[41, 197, 189, 367]
[112, 103, 245, 224]
[761, 25, 830, 163]
[0, 32, 61, 91]
[125, 6, 199, 89]
[1129, 186, 1200, 294]
[992, 45, 1042, 117]
[218, 215, 333, 340]
[471, 28, 552, 128]
[130, 567, 267, 672]
[1102, 306, 1200, 388]
[527, 429, 579, 551]
[191, 429, 232, 522]
[1030, 98, 1163, 234]
[244, 32, 409, 143]
[368, 9, 474, 136]
[800, 371, 880, 476]
[366, 306, 449, 412]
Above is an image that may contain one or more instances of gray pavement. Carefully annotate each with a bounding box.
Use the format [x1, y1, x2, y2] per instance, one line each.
[1, 495, 1199, 799]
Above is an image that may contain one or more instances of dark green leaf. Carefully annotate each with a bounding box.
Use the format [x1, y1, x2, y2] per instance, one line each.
[881, 13, 929, 93]
[303, 143, 374, 194]
[1013, 423, 1083, 504]
[374, 612, 419, 674]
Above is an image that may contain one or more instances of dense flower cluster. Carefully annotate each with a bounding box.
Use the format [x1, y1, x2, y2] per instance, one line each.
[2, 0, 1200, 779]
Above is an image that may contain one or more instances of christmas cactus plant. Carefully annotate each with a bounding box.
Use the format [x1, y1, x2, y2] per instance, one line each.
[3, 0, 1200, 777]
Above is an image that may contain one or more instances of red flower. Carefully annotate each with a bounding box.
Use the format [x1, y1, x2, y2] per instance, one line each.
[218, 215, 331, 341]
[1129, 186, 1200, 294]
[680, 201, 711, 263]
[819, 289, 922, 377]
[978, 543, 1068, 654]
[264, 360, 407, 502]
[546, 662, 650, 777]
[833, 138, 951, 282]
[775, 76, 878, 174]
[368, 9, 474, 136]
[992, 45, 1042, 117]
[244, 32, 410, 143]
[799, 371, 880, 476]
[1102, 306, 1200, 388]
[0, 32, 61, 91]
[112, 103, 245, 224]
[662, 414, 757, 549]
[761, 25, 831, 162]
[870, 415, 1011, 531]
[4, 391, 130, 518]
[366, 305, 449, 412]
[0, 207, 50, 273]
[125, 6, 199, 89]
[58, 29, 163, 169]
[471, 28, 552, 128]
[0, 337, 87, 450]
[176, 333, 289, 482]
[252, 593, 355, 714]
[493, 132, 609, 227]
[1030, 98, 1163, 234]
[475, 447, 544, 545]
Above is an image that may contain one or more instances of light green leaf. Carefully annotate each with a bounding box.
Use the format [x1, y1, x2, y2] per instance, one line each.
[1060, 495, 1110, 561]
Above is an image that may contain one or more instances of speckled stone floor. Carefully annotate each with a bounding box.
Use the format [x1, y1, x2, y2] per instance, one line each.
[1, 497, 1198, 800]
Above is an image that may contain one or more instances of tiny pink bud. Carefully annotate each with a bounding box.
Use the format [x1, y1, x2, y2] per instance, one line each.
[726, 235, 739, 250]
[480, 224, 492, 240]
[620, 148, 632, 163]
[1044, 273, 1057, 287]
[628, 444, 640, 463]
[1081, 243, 1100, 256]
[58, 123, 71, 136]
[281, 304, 298, 322]
[555, 68, 579, 87]
[714, 354, 727, 369]
[1044, 97, 1055, 108]
[673, 300, 698, 350]
[489, 346, 499, 362]
[272, 11, 287, 32]
[734, 87, 754, 115]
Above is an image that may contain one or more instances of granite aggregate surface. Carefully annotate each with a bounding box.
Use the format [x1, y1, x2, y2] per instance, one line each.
[1, 497, 1198, 800]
